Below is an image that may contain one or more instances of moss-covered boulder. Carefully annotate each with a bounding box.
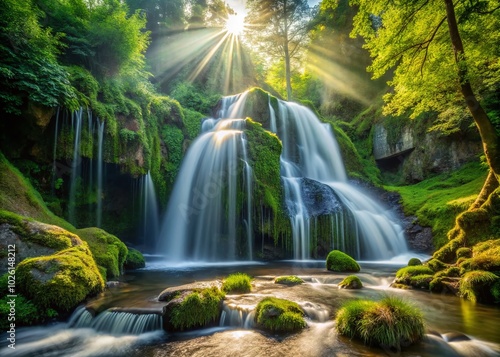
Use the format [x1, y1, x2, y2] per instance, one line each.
[222, 273, 252, 293]
[0, 210, 84, 274]
[77, 227, 128, 280]
[274, 275, 304, 286]
[459, 271, 500, 304]
[408, 258, 422, 266]
[16, 245, 105, 313]
[338, 275, 363, 289]
[254, 297, 306, 333]
[335, 296, 424, 350]
[326, 250, 360, 272]
[124, 247, 146, 270]
[162, 286, 225, 332]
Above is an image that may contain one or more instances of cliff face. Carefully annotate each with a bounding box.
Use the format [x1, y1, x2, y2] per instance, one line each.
[373, 123, 482, 182]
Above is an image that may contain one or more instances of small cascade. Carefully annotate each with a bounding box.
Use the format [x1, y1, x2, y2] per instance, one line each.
[159, 115, 254, 261]
[68, 107, 84, 225]
[96, 119, 105, 227]
[299, 302, 330, 323]
[141, 171, 160, 251]
[219, 302, 255, 329]
[68, 306, 163, 335]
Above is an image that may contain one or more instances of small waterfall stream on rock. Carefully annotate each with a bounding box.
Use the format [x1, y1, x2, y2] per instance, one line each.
[160, 91, 407, 261]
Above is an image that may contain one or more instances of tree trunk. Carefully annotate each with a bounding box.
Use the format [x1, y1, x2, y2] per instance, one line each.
[470, 170, 499, 210]
[444, 0, 500, 183]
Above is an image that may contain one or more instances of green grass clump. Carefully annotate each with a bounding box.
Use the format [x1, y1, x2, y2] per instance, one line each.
[16, 245, 105, 313]
[385, 160, 487, 248]
[255, 297, 306, 333]
[124, 247, 146, 270]
[274, 275, 304, 286]
[408, 258, 422, 266]
[326, 250, 360, 272]
[459, 271, 500, 303]
[338, 275, 363, 289]
[169, 287, 225, 331]
[222, 273, 252, 294]
[335, 296, 424, 350]
[77, 228, 128, 280]
[395, 265, 434, 285]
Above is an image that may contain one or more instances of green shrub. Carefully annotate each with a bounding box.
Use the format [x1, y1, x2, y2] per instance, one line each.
[169, 287, 225, 330]
[338, 275, 363, 289]
[222, 273, 252, 294]
[335, 296, 424, 350]
[255, 297, 306, 333]
[274, 276, 304, 286]
[407, 258, 422, 266]
[459, 271, 500, 303]
[326, 250, 360, 272]
[124, 248, 146, 270]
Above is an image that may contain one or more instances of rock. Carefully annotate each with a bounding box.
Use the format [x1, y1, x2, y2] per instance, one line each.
[338, 275, 363, 289]
[326, 250, 360, 272]
[158, 281, 222, 302]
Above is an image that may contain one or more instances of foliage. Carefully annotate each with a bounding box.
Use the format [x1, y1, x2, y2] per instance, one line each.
[335, 296, 424, 349]
[408, 258, 422, 266]
[170, 82, 220, 115]
[0, 294, 56, 329]
[459, 271, 500, 304]
[77, 227, 128, 280]
[16, 245, 105, 312]
[169, 287, 225, 331]
[222, 273, 253, 294]
[274, 275, 305, 286]
[338, 275, 363, 289]
[386, 160, 487, 248]
[255, 297, 306, 333]
[326, 250, 360, 272]
[124, 247, 146, 270]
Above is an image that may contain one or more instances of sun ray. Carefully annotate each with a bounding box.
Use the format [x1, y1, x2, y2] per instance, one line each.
[225, 14, 246, 36]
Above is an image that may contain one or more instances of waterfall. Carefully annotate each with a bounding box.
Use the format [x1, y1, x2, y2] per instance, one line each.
[68, 306, 163, 334]
[159, 101, 254, 261]
[159, 90, 407, 261]
[51, 107, 60, 194]
[219, 302, 255, 329]
[68, 107, 83, 225]
[96, 119, 105, 228]
[142, 171, 160, 251]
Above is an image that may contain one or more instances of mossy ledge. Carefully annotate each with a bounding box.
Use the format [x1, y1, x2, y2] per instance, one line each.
[326, 250, 360, 272]
[254, 297, 306, 333]
[335, 296, 424, 350]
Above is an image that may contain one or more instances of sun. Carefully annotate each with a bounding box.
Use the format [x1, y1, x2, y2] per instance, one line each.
[225, 14, 245, 36]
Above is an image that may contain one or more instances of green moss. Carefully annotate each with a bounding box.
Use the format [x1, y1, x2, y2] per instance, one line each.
[77, 228, 128, 280]
[274, 275, 305, 286]
[0, 153, 75, 232]
[222, 273, 252, 293]
[16, 245, 105, 313]
[124, 248, 146, 270]
[427, 258, 447, 272]
[408, 258, 422, 266]
[385, 160, 487, 248]
[456, 247, 472, 259]
[326, 250, 360, 272]
[459, 271, 500, 303]
[255, 297, 306, 333]
[338, 275, 363, 289]
[169, 287, 225, 331]
[335, 296, 424, 349]
[395, 266, 434, 285]
[409, 274, 433, 289]
[433, 237, 464, 263]
[0, 294, 58, 329]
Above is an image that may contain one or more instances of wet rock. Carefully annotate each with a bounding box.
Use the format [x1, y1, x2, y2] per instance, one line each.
[158, 281, 222, 302]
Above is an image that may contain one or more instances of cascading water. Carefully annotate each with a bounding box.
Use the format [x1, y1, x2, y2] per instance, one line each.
[96, 118, 105, 228]
[68, 107, 83, 225]
[159, 90, 407, 261]
[141, 171, 160, 251]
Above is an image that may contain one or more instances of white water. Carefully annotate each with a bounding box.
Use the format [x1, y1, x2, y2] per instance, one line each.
[141, 171, 160, 251]
[96, 119, 105, 228]
[68, 107, 83, 225]
[159, 91, 407, 261]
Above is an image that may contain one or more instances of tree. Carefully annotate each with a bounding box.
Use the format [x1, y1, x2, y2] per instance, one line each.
[351, 0, 500, 207]
[246, 0, 313, 100]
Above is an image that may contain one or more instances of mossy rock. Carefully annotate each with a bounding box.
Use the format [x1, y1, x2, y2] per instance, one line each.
[124, 248, 146, 270]
[338, 275, 363, 289]
[0, 211, 84, 274]
[407, 258, 422, 266]
[254, 297, 306, 333]
[456, 247, 472, 259]
[16, 245, 105, 313]
[459, 270, 500, 304]
[335, 296, 424, 350]
[433, 237, 464, 263]
[77, 227, 128, 280]
[394, 265, 434, 286]
[426, 258, 447, 272]
[222, 273, 252, 294]
[163, 287, 225, 331]
[326, 250, 360, 272]
[274, 275, 305, 286]
[409, 274, 433, 290]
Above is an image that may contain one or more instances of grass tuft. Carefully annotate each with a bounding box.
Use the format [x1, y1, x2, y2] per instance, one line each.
[222, 273, 252, 294]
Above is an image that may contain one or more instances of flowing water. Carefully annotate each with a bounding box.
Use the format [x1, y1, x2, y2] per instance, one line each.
[160, 91, 407, 261]
[3, 261, 499, 357]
